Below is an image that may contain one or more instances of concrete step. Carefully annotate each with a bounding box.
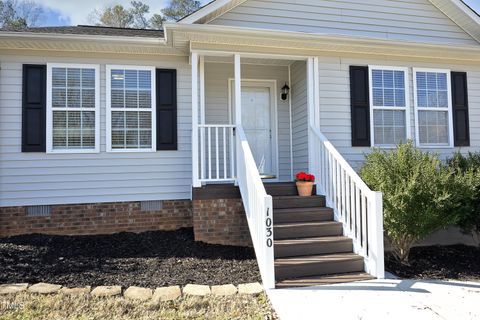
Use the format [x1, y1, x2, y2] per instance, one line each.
[274, 207, 334, 224]
[264, 182, 317, 197]
[276, 272, 375, 288]
[275, 252, 364, 280]
[274, 221, 343, 240]
[274, 236, 353, 258]
[273, 195, 326, 209]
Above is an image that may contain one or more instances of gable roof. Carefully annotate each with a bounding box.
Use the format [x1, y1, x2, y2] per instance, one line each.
[179, 0, 480, 43]
[0, 25, 164, 38]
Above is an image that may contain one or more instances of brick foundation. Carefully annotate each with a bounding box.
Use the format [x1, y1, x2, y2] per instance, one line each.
[1, 194, 251, 248]
[0, 200, 193, 238]
[192, 198, 252, 247]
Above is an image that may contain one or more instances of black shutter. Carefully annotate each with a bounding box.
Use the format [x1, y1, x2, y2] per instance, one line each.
[451, 72, 470, 147]
[156, 69, 177, 150]
[22, 64, 46, 152]
[350, 66, 371, 147]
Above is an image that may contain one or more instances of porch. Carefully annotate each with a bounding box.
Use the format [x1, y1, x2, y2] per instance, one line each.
[192, 54, 311, 185]
[190, 52, 384, 290]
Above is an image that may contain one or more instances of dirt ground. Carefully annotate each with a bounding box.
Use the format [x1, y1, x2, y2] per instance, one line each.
[386, 245, 480, 281]
[0, 228, 261, 288]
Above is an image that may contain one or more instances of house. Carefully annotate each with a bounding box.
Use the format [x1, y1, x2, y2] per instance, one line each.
[1, 0, 479, 289]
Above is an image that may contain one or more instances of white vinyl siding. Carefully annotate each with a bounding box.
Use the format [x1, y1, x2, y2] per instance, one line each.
[106, 65, 156, 152]
[208, 0, 477, 46]
[369, 66, 410, 147]
[413, 69, 453, 147]
[0, 54, 191, 207]
[47, 63, 100, 153]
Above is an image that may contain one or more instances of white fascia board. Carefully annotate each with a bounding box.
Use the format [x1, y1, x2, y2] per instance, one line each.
[429, 0, 480, 43]
[165, 23, 480, 52]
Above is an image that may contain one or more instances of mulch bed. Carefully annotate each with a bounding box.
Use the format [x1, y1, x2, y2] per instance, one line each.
[0, 228, 261, 289]
[386, 245, 480, 281]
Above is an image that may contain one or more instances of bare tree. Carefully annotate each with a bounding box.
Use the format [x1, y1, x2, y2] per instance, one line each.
[0, 0, 43, 29]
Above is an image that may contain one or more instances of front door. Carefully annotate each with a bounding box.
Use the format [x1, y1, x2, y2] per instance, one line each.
[239, 84, 275, 177]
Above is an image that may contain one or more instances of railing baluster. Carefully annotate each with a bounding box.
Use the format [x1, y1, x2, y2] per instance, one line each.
[223, 127, 227, 179]
[349, 176, 354, 232]
[208, 127, 211, 180]
[341, 168, 346, 224]
[355, 186, 361, 241]
[215, 126, 219, 179]
[230, 127, 235, 179]
[361, 194, 368, 255]
[200, 126, 205, 180]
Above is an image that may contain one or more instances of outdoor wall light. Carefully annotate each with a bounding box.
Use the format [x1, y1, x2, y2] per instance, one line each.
[281, 83, 290, 101]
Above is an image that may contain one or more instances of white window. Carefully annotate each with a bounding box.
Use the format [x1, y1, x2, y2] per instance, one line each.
[413, 69, 453, 147]
[47, 63, 100, 153]
[369, 66, 410, 147]
[106, 65, 156, 152]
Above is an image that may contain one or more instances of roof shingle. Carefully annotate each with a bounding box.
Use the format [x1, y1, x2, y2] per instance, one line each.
[1, 25, 164, 38]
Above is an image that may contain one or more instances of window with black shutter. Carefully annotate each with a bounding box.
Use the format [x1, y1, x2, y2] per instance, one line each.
[22, 64, 46, 152]
[350, 66, 371, 147]
[156, 69, 177, 150]
[451, 72, 470, 147]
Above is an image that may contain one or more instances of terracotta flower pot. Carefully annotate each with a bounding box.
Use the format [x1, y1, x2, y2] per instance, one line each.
[296, 181, 314, 197]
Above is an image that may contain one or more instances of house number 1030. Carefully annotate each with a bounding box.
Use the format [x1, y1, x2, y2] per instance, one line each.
[266, 208, 273, 247]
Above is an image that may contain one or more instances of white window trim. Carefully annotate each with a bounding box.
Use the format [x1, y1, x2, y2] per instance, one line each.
[413, 68, 454, 149]
[46, 63, 100, 154]
[368, 65, 411, 148]
[106, 65, 157, 153]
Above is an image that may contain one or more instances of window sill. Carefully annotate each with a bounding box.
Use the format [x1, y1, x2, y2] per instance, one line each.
[417, 145, 454, 149]
[47, 149, 100, 154]
[107, 148, 157, 153]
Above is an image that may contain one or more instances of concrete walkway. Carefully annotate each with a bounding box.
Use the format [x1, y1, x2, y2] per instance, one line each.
[268, 278, 480, 320]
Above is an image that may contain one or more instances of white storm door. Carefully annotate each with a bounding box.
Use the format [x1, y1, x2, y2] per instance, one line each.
[241, 86, 273, 176]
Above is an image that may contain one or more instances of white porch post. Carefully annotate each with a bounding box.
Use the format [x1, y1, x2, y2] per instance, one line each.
[313, 57, 320, 129]
[368, 191, 385, 278]
[307, 57, 315, 175]
[307, 57, 321, 191]
[191, 52, 201, 188]
[234, 54, 242, 126]
[234, 54, 242, 184]
[199, 55, 206, 181]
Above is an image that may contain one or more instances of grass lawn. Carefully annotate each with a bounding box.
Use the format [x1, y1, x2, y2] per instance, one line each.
[0, 292, 276, 320]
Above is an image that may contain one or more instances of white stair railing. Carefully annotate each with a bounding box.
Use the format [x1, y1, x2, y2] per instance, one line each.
[236, 125, 275, 289]
[310, 126, 385, 278]
[198, 124, 236, 183]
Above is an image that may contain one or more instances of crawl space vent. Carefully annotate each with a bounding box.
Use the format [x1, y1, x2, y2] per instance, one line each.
[141, 200, 163, 211]
[26, 205, 52, 217]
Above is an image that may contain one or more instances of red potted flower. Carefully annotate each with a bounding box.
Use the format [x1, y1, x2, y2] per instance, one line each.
[295, 171, 315, 197]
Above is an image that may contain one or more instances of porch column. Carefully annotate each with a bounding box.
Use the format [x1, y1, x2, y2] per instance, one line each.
[199, 55, 206, 181]
[307, 57, 320, 175]
[192, 52, 201, 187]
[234, 54, 242, 126]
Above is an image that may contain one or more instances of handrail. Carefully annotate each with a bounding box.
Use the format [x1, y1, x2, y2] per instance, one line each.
[236, 125, 275, 289]
[310, 126, 385, 278]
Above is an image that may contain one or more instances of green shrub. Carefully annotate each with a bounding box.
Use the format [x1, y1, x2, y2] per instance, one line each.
[445, 152, 480, 238]
[360, 142, 456, 264]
